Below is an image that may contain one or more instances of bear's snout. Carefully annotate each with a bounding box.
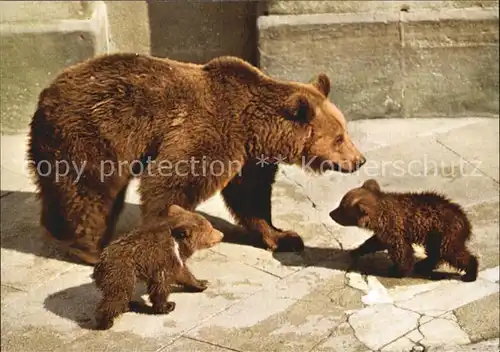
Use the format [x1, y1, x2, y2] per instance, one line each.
[342, 154, 367, 173]
[209, 229, 224, 245]
[329, 207, 351, 226]
[329, 209, 340, 222]
[358, 155, 367, 167]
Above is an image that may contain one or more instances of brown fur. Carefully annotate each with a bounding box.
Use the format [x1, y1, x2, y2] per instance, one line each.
[26, 53, 366, 264]
[92, 204, 224, 330]
[329, 179, 478, 282]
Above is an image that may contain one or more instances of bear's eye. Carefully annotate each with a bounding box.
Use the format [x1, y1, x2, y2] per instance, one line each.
[172, 228, 189, 239]
[335, 135, 344, 145]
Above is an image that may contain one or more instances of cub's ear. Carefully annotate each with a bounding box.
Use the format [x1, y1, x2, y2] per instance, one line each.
[282, 93, 315, 123]
[167, 204, 186, 217]
[362, 179, 381, 193]
[312, 73, 331, 97]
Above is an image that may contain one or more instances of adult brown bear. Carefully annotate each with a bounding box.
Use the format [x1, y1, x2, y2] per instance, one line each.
[27, 53, 366, 265]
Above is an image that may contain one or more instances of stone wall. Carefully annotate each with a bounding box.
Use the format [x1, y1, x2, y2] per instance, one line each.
[259, 1, 499, 119]
[0, 1, 498, 133]
[0, 1, 109, 134]
[263, 1, 498, 15]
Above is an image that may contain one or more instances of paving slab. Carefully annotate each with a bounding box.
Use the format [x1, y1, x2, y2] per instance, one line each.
[0, 167, 32, 194]
[280, 123, 500, 214]
[311, 321, 370, 352]
[186, 267, 363, 352]
[436, 119, 500, 182]
[157, 337, 237, 352]
[1, 117, 499, 351]
[425, 338, 500, 351]
[455, 292, 500, 343]
[418, 315, 471, 347]
[348, 304, 420, 350]
[396, 276, 499, 316]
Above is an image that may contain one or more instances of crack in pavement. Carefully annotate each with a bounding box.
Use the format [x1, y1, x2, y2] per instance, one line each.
[375, 304, 426, 351]
[279, 168, 318, 209]
[279, 168, 344, 250]
[178, 336, 244, 352]
[380, 304, 471, 351]
[346, 312, 375, 352]
[436, 139, 499, 185]
[208, 247, 286, 280]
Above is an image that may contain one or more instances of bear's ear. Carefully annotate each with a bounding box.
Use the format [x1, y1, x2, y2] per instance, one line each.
[312, 73, 331, 97]
[362, 179, 381, 193]
[167, 204, 186, 217]
[282, 93, 315, 123]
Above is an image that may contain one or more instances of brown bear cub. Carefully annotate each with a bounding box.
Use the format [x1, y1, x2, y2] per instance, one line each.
[92, 204, 224, 330]
[329, 179, 478, 282]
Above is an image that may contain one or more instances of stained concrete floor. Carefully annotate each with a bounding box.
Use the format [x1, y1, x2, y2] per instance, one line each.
[1, 117, 499, 352]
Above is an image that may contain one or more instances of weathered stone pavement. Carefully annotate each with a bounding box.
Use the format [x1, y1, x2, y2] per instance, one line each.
[1, 118, 499, 351]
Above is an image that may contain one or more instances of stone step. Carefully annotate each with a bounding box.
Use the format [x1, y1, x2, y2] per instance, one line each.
[0, 1, 110, 134]
[264, 0, 499, 15]
[257, 6, 499, 120]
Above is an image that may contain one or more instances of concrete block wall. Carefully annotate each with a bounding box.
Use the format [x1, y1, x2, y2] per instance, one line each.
[0, 0, 263, 134]
[258, 1, 499, 120]
[0, 1, 498, 134]
[0, 1, 110, 134]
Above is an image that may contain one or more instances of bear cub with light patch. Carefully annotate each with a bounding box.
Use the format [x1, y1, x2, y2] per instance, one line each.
[329, 179, 478, 282]
[92, 204, 224, 330]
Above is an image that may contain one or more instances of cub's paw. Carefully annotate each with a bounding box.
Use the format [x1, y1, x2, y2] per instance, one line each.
[196, 279, 210, 289]
[153, 301, 176, 314]
[461, 272, 477, 283]
[184, 279, 209, 292]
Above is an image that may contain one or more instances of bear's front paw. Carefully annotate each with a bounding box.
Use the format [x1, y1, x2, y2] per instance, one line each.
[265, 231, 305, 253]
[153, 301, 176, 314]
[196, 279, 209, 288]
[184, 279, 209, 292]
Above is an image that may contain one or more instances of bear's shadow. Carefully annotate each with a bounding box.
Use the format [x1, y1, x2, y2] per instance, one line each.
[4, 190, 460, 329]
[1, 191, 460, 280]
[0, 190, 269, 267]
[42, 279, 193, 330]
[272, 248, 462, 281]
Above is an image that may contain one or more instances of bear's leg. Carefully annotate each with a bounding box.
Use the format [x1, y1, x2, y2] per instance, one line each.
[176, 265, 209, 292]
[414, 234, 442, 276]
[95, 287, 132, 330]
[148, 274, 176, 314]
[100, 184, 129, 248]
[386, 238, 415, 278]
[221, 162, 305, 252]
[443, 245, 479, 282]
[350, 235, 387, 259]
[30, 124, 130, 264]
[66, 186, 121, 265]
[37, 177, 111, 265]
